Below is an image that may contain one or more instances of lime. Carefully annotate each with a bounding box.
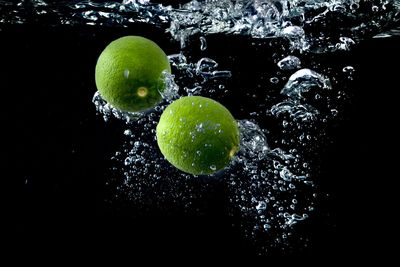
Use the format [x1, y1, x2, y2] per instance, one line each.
[95, 36, 171, 112]
[156, 96, 240, 175]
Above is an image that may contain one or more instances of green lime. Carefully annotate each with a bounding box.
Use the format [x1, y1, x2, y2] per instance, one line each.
[156, 96, 240, 175]
[95, 36, 171, 112]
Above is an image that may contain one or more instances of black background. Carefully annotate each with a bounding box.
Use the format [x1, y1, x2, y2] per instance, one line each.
[3, 1, 398, 261]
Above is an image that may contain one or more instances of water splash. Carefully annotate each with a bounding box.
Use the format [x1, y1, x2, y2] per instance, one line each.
[2, 0, 400, 52]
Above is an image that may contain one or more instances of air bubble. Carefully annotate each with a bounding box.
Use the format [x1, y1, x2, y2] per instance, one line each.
[270, 77, 279, 84]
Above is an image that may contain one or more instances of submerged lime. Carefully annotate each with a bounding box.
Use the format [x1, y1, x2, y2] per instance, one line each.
[95, 36, 171, 112]
[156, 96, 240, 175]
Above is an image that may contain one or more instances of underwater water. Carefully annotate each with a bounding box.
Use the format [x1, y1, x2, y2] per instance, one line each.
[5, 0, 400, 258]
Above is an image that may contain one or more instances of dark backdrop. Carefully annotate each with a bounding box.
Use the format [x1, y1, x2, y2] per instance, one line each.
[4, 6, 397, 260]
